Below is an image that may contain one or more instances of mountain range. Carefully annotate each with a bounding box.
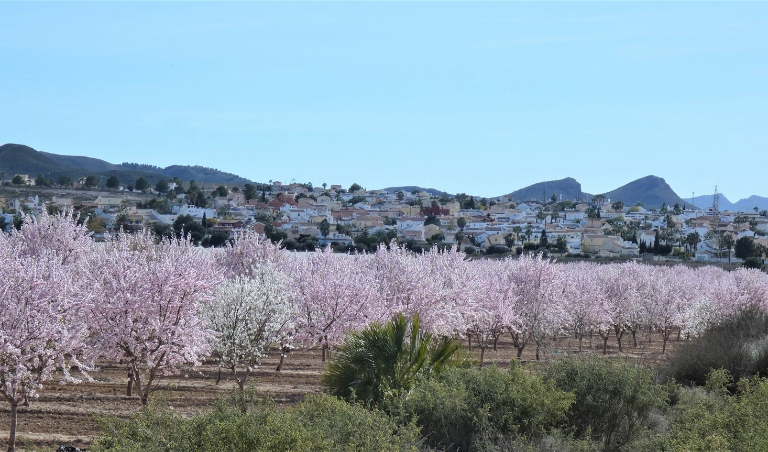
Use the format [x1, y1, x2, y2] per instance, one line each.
[3, 143, 766, 211]
[691, 194, 768, 213]
[0, 143, 253, 187]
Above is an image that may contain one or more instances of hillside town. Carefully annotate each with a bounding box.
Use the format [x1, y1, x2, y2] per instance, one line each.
[1, 176, 767, 265]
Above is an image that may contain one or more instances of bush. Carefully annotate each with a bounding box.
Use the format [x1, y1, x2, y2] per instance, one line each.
[743, 256, 764, 270]
[543, 356, 669, 451]
[92, 392, 424, 452]
[404, 363, 574, 451]
[485, 245, 510, 255]
[664, 307, 768, 387]
[669, 370, 768, 452]
[464, 246, 476, 255]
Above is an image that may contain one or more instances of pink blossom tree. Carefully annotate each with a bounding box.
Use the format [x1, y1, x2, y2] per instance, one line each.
[505, 254, 566, 360]
[0, 211, 95, 452]
[0, 255, 93, 452]
[217, 231, 285, 278]
[89, 233, 219, 405]
[464, 260, 514, 365]
[286, 247, 378, 361]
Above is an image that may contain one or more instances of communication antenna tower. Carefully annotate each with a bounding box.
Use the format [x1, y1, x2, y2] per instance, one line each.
[713, 185, 719, 214]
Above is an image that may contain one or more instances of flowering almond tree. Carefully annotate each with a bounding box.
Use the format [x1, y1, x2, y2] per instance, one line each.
[205, 264, 296, 390]
[7, 209, 92, 265]
[287, 247, 378, 361]
[506, 254, 566, 360]
[0, 254, 93, 452]
[89, 233, 219, 405]
[218, 231, 285, 278]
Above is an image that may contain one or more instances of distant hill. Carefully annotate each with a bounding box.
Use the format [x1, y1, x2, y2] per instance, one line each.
[603, 175, 692, 209]
[694, 193, 768, 212]
[692, 194, 734, 212]
[381, 186, 452, 197]
[734, 195, 768, 212]
[1, 143, 253, 187]
[499, 177, 589, 202]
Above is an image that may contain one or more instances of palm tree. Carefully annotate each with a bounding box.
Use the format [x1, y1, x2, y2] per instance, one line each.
[524, 224, 533, 243]
[512, 226, 523, 245]
[686, 231, 701, 256]
[321, 313, 459, 410]
[721, 233, 735, 263]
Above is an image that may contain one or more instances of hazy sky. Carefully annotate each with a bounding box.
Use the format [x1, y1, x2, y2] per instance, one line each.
[2, 2, 766, 200]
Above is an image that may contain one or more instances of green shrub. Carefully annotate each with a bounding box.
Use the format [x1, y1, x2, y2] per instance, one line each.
[485, 245, 510, 255]
[404, 363, 574, 451]
[322, 312, 459, 410]
[543, 356, 669, 451]
[664, 307, 768, 387]
[743, 256, 764, 270]
[92, 392, 424, 452]
[669, 370, 768, 452]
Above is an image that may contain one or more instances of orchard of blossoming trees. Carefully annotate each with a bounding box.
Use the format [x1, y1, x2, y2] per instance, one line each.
[3, 212, 768, 451]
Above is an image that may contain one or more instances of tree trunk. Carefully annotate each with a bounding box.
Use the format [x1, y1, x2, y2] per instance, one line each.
[7, 401, 18, 452]
[127, 369, 134, 396]
[535, 344, 540, 361]
[479, 346, 485, 367]
[493, 334, 499, 351]
[516, 346, 524, 358]
[276, 353, 285, 372]
[632, 328, 638, 348]
[216, 366, 222, 385]
[614, 326, 625, 353]
[662, 327, 672, 354]
[603, 336, 609, 355]
[467, 333, 472, 351]
[677, 328, 682, 341]
[322, 344, 327, 362]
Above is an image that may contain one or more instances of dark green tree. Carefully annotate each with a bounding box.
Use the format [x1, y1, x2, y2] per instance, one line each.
[735, 236, 756, 260]
[84, 175, 99, 188]
[424, 215, 440, 227]
[11, 175, 24, 185]
[155, 179, 169, 193]
[348, 183, 362, 193]
[213, 185, 229, 197]
[539, 228, 549, 248]
[243, 184, 258, 201]
[456, 217, 467, 230]
[134, 177, 150, 191]
[554, 235, 568, 255]
[35, 174, 52, 187]
[319, 219, 330, 237]
[173, 214, 206, 243]
[57, 175, 72, 187]
[106, 175, 120, 189]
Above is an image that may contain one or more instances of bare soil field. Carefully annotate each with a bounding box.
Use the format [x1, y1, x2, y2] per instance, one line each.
[0, 333, 681, 451]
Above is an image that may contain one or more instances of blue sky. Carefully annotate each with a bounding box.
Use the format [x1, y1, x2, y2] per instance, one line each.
[1, 2, 766, 200]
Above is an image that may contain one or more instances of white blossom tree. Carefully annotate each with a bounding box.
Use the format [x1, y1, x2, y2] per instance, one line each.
[206, 264, 296, 390]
